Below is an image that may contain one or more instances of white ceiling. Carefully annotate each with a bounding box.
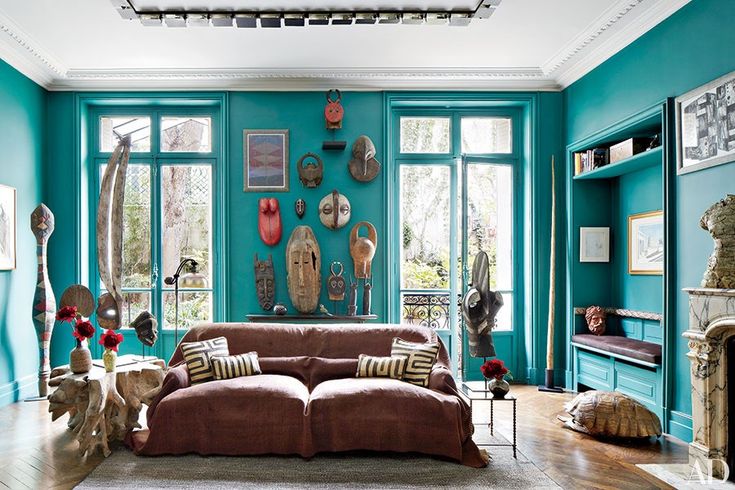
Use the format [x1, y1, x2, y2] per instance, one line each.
[0, 0, 690, 91]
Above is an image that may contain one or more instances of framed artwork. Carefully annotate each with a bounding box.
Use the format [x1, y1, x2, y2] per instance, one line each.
[0, 184, 16, 270]
[676, 70, 735, 175]
[579, 227, 610, 263]
[628, 210, 664, 275]
[243, 129, 289, 192]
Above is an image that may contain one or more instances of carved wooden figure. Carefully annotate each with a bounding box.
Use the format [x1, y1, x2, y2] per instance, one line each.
[700, 194, 735, 289]
[258, 198, 282, 246]
[362, 280, 372, 315]
[297, 152, 324, 188]
[254, 253, 275, 311]
[350, 221, 377, 279]
[348, 136, 381, 183]
[286, 226, 322, 314]
[324, 89, 344, 130]
[295, 198, 306, 219]
[327, 262, 346, 301]
[30, 203, 56, 398]
[318, 190, 351, 230]
[96, 136, 131, 329]
[347, 277, 358, 316]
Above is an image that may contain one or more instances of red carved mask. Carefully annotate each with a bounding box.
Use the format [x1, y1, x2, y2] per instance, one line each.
[258, 198, 282, 246]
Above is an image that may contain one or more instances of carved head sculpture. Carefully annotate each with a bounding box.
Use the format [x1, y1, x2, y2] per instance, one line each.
[295, 198, 306, 219]
[286, 226, 322, 313]
[585, 306, 607, 336]
[254, 253, 275, 311]
[327, 262, 347, 301]
[462, 251, 503, 358]
[348, 135, 381, 183]
[349, 221, 377, 279]
[130, 310, 158, 347]
[258, 198, 282, 246]
[324, 89, 344, 130]
[297, 153, 324, 188]
[319, 190, 351, 230]
[700, 194, 735, 289]
[31, 203, 55, 242]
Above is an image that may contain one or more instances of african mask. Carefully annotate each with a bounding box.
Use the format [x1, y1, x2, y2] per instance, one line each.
[258, 198, 282, 246]
[327, 262, 347, 301]
[130, 311, 158, 347]
[254, 254, 276, 311]
[348, 135, 381, 183]
[324, 89, 344, 130]
[297, 152, 324, 188]
[461, 251, 503, 358]
[585, 306, 607, 336]
[318, 190, 351, 230]
[349, 221, 377, 279]
[295, 198, 306, 219]
[286, 226, 322, 314]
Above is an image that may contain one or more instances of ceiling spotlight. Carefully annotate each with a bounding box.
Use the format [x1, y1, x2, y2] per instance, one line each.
[402, 12, 425, 25]
[476, 0, 501, 19]
[284, 13, 305, 27]
[378, 13, 401, 24]
[331, 13, 353, 25]
[139, 14, 162, 26]
[187, 14, 210, 27]
[355, 13, 376, 24]
[448, 13, 472, 26]
[163, 14, 187, 27]
[234, 13, 257, 28]
[210, 13, 233, 27]
[308, 13, 330, 25]
[260, 13, 282, 28]
[426, 12, 450, 25]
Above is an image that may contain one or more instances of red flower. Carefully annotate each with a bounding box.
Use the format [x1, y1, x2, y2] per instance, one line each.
[480, 359, 509, 380]
[56, 306, 78, 323]
[73, 320, 96, 340]
[99, 329, 124, 352]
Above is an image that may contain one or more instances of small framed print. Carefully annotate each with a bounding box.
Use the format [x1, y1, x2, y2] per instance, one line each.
[243, 129, 289, 192]
[628, 210, 664, 275]
[579, 227, 610, 263]
[0, 184, 16, 270]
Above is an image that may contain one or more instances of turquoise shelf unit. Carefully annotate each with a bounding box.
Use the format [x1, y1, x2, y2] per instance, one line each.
[565, 101, 674, 426]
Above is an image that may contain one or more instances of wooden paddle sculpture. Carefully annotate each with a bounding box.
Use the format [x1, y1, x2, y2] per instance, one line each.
[96, 136, 131, 329]
[349, 221, 377, 279]
[286, 226, 321, 314]
[30, 204, 56, 398]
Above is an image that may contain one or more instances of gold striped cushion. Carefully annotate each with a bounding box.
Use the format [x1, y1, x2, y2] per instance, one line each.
[356, 354, 407, 379]
[180, 337, 229, 385]
[390, 337, 440, 387]
[211, 352, 262, 380]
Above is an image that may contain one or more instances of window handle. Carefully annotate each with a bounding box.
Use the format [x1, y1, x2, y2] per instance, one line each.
[152, 264, 159, 288]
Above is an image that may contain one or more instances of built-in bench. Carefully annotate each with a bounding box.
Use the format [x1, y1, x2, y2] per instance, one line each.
[572, 334, 662, 366]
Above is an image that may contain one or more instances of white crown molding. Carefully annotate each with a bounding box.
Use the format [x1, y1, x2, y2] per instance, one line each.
[548, 0, 692, 89]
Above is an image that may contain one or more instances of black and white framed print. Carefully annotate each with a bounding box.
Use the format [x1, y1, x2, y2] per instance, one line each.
[0, 184, 16, 270]
[579, 227, 610, 263]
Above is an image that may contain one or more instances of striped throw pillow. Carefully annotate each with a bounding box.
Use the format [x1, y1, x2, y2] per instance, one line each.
[180, 337, 229, 385]
[390, 337, 440, 387]
[356, 354, 407, 379]
[211, 352, 262, 380]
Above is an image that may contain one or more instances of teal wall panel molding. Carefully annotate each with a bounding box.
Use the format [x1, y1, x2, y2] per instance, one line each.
[0, 59, 47, 407]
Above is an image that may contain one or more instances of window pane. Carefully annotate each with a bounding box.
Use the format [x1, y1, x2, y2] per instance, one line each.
[400, 117, 451, 153]
[494, 292, 512, 332]
[161, 165, 212, 283]
[163, 291, 213, 329]
[99, 164, 152, 289]
[461, 117, 512, 154]
[400, 166, 450, 289]
[100, 117, 151, 152]
[467, 164, 513, 291]
[401, 292, 451, 330]
[120, 292, 151, 327]
[161, 117, 212, 152]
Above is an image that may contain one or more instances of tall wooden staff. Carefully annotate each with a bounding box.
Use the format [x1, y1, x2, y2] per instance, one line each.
[539, 156, 563, 392]
[29, 204, 56, 399]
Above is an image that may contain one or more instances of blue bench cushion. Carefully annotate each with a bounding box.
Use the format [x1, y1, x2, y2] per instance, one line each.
[572, 334, 662, 365]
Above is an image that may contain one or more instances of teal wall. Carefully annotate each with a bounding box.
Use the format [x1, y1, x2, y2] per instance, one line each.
[0, 59, 47, 405]
[564, 0, 735, 441]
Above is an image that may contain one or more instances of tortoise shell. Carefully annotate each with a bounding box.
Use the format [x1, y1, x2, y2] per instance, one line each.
[560, 390, 661, 438]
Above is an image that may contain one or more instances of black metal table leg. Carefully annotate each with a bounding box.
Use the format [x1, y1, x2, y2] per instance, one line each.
[490, 398, 494, 436]
[512, 398, 517, 459]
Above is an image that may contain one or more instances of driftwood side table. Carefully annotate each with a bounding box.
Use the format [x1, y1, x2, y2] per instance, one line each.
[460, 380, 518, 458]
[47, 355, 165, 457]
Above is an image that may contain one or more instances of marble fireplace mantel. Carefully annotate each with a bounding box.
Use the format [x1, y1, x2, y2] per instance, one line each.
[683, 287, 735, 479]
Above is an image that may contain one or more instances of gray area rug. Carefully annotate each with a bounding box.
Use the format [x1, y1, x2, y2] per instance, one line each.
[77, 443, 560, 489]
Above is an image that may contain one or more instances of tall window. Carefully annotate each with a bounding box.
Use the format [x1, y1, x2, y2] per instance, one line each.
[93, 111, 217, 330]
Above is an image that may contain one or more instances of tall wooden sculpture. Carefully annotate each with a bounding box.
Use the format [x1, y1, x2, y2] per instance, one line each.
[96, 136, 131, 329]
[30, 203, 56, 398]
[349, 221, 377, 279]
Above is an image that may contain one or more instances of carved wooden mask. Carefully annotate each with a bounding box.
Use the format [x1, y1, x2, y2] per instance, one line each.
[318, 190, 351, 230]
[286, 226, 322, 313]
[297, 153, 323, 188]
[254, 253, 275, 311]
[348, 135, 381, 183]
[258, 198, 282, 246]
[349, 221, 378, 279]
[327, 262, 346, 301]
[324, 89, 344, 130]
[295, 198, 306, 219]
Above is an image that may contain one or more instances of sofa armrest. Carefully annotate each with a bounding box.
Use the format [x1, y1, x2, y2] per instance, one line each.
[428, 365, 457, 394]
[146, 364, 190, 425]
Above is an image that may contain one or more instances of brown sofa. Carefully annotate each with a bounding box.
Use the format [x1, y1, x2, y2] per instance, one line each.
[126, 323, 487, 467]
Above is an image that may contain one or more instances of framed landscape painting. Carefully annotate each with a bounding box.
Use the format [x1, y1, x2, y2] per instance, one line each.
[628, 210, 663, 275]
[676, 70, 735, 174]
[0, 184, 16, 270]
[243, 129, 289, 192]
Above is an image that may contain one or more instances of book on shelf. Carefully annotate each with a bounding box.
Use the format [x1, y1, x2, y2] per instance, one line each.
[574, 147, 610, 175]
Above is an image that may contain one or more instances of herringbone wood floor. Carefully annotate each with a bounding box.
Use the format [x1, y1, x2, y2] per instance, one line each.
[0, 385, 686, 489]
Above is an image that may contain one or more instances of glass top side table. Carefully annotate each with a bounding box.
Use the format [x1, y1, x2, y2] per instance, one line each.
[460, 381, 517, 458]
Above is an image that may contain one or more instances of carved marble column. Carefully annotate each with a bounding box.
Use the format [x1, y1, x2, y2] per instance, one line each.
[30, 204, 56, 398]
[683, 288, 735, 479]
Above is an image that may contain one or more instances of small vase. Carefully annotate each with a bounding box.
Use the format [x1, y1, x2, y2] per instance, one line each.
[103, 348, 117, 373]
[70, 339, 92, 374]
[488, 377, 510, 399]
